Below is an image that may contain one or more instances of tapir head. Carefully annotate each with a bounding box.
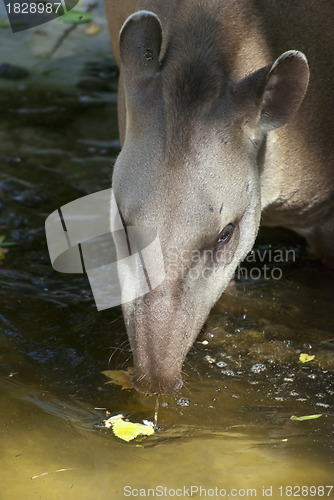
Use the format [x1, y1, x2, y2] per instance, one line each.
[112, 10, 309, 393]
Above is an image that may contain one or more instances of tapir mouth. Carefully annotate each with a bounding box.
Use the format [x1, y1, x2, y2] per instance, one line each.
[132, 369, 184, 394]
[123, 287, 202, 395]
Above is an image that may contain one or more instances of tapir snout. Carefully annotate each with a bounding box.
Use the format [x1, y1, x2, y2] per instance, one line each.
[123, 276, 224, 394]
[104, 1, 334, 394]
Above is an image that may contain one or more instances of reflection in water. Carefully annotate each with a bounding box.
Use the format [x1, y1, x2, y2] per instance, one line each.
[0, 89, 333, 499]
[154, 394, 160, 430]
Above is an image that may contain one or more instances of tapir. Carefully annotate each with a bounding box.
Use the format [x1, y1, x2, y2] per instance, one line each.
[104, 0, 334, 394]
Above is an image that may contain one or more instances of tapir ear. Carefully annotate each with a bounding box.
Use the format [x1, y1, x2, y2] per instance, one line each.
[260, 50, 309, 131]
[119, 10, 162, 77]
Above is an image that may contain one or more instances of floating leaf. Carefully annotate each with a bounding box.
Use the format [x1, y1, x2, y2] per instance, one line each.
[113, 419, 154, 442]
[299, 353, 315, 363]
[103, 413, 123, 428]
[59, 9, 92, 24]
[104, 414, 154, 442]
[84, 21, 102, 36]
[290, 414, 323, 422]
[102, 367, 133, 390]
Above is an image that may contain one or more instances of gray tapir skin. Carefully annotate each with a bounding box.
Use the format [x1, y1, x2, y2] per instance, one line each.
[104, 0, 334, 394]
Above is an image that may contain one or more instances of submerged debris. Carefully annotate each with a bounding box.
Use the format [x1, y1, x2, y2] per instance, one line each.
[102, 367, 133, 390]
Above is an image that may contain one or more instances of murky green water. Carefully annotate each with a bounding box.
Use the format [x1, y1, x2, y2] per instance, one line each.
[0, 86, 333, 500]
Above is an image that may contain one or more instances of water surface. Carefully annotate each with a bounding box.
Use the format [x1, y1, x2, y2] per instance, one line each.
[0, 87, 333, 499]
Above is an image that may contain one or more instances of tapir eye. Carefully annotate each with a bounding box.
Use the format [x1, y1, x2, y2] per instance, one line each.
[217, 223, 235, 245]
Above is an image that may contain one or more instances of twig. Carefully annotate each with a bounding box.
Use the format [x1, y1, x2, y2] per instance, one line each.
[31, 468, 73, 480]
[39, 2, 98, 63]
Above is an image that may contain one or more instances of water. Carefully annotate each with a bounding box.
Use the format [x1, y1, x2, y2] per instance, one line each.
[0, 86, 333, 499]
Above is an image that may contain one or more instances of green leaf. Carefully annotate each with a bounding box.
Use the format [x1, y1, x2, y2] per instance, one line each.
[0, 236, 16, 247]
[0, 18, 10, 29]
[290, 414, 323, 422]
[1, 242, 16, 247]
[59, 9, 92, 24]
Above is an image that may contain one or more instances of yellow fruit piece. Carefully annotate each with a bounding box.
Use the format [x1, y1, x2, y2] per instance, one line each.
[299, 353, 315, 363]
[112, 419, 154, 442]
